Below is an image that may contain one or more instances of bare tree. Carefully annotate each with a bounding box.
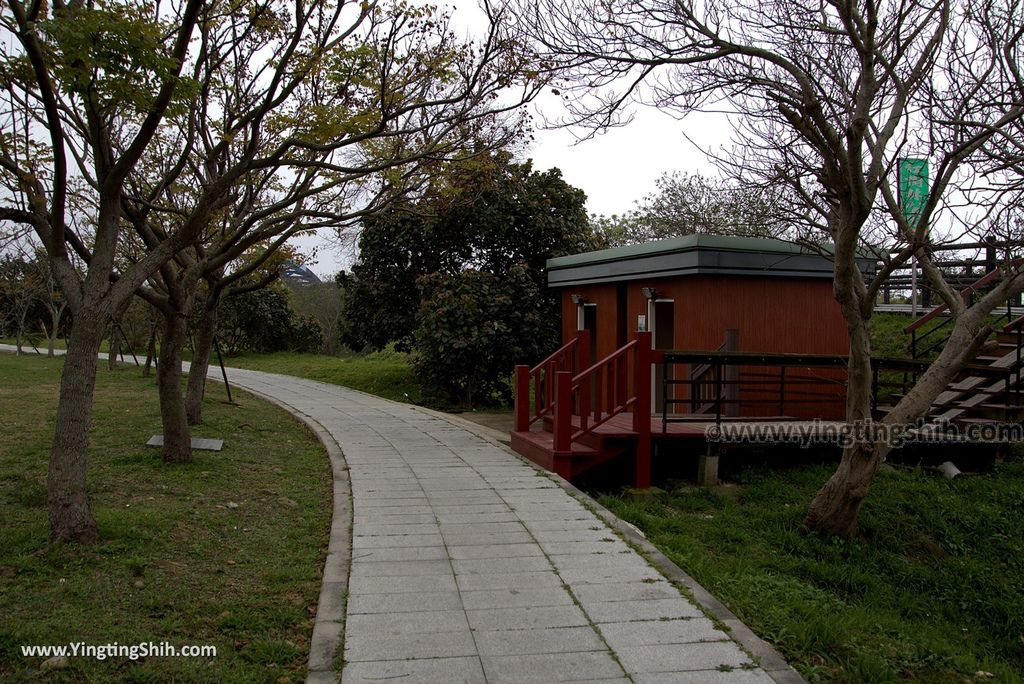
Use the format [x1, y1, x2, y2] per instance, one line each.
[119, 0, 535, 462]
[509, 0, 1024, 535]
[0, 243, 44, 354]
[0, 0, 206, 542]
[630, 171, 787, 242]
[288, 276, 347, 356]
[0, 0, 535, 541]
[34, 248, 71, 357]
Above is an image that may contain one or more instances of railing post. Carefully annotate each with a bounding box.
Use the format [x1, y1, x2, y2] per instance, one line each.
[575, 329, 591, 374]
[778, 365, 786, 416]
[633, 331, 652, 489]
[1017, 327, 1021, 406]
[715, 361, 723, 426]
[553, 371, 572, 453]
[723, 329, 739, 417]
[514, 365, 530, 432]
[662, 356, 669, 434]
[576, 329, 592, 416]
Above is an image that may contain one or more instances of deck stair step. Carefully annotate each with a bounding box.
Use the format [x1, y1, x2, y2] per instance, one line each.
[934, 376, 1017, 422]
[510, 429, 630, 480]
[964, 403, 1024, 421]
[511, 430, 597, 459]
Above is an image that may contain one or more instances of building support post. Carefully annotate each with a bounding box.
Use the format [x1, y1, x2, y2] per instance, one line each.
[699, 443, 720, 487]
[633, 331, 652, 489]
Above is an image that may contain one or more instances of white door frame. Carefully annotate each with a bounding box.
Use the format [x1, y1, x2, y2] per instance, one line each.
[648, 298, 675, 409]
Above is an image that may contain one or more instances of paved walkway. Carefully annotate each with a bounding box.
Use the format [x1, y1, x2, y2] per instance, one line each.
[223, 368, 791, 684]
[2, 346, 797, 683]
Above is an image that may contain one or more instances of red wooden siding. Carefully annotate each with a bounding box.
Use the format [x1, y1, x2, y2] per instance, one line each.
[558, 275, 849, 419]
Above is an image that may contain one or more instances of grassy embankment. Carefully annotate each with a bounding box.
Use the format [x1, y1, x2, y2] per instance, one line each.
[225, 348, 421, 405]
[0, 354, 330, 682]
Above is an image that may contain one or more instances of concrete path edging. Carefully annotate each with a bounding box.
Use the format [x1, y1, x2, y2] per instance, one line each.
[407, 404, 806, 684]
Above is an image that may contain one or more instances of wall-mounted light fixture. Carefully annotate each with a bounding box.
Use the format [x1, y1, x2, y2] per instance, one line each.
[641, 287, 658, 300]
[570, 294, 585, 305]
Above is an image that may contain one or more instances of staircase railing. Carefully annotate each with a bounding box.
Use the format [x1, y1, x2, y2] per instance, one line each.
[1004, 315, 1024, 404]
[571, 339, 639, 439]
[906, 261, 1023, 359]
[553, 330, 653, 487]
[688, 329, 739, 414]
[514, 330, 590, 432]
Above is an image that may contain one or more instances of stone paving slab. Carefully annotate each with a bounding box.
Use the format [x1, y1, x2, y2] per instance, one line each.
[201, 364, 803, 683]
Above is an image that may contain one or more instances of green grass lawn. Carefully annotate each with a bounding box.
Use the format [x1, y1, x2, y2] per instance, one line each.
[225, 349, 423, 405]
[599, 460, 1024, 683]
[0, 354, 330, 682]
[871, 313, 916, 358]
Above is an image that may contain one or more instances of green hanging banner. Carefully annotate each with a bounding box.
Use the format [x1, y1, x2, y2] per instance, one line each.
[898, 158, 929, 234]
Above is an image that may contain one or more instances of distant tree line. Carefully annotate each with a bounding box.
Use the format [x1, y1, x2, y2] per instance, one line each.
[590, 171, 789, 247]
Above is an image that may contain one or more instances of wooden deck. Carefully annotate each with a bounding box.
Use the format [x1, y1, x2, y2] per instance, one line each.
[512, 412, 851, 484]
[559, 412, 846, 440]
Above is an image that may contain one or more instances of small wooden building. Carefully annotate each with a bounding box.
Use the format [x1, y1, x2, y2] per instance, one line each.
[546, 235, 861, 420]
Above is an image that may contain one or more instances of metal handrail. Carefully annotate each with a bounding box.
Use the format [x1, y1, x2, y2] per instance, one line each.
[905, 259, 1024, 333]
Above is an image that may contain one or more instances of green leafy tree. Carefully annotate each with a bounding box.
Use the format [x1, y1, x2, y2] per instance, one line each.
[343, 152, 595, 359]
[414, 266, 546, 406]
[0, 0, 203, 542]
[2, 0, 539, 536]
[340, 209, 465, 351]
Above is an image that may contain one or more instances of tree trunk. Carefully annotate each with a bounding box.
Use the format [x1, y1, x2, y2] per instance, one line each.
[156, 309, 192, 464]
[143, 319, 157, 378]
[185, 302, 218, 425]
[47, 303, 64, 358]
[107, 324, 121, 370]
[15, 309, 26, 354]
[47, 313, 102, 544]
[805, 237, 878, 537]
[804, 441, 888, 536]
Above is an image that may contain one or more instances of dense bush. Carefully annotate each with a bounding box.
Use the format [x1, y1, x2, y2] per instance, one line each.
[414, 266, 546, 407]
[217, 287, 322, 354]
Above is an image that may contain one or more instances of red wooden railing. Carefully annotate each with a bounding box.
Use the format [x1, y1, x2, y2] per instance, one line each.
[514, 331, 653, 488]
[514, 329, 591, 432]
[905, 260, 1024, 333]
[905, 260, 1024, 359]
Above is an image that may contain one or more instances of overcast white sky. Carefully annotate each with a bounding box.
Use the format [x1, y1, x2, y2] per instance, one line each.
[300, 2, 731, 277]
[302, 104, 729, 277]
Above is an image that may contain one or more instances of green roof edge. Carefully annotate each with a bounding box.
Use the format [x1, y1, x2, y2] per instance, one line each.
[547, 234, 877, 269]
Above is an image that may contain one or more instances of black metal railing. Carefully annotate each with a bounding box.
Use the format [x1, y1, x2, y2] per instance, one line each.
[658, 350, 1023, 429]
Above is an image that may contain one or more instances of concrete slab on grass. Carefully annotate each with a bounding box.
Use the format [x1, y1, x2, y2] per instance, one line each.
[145, 435, 224, 451]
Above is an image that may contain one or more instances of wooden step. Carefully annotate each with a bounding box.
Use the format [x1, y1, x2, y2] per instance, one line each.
[510, 430, 598, 477]
[510, 430, 631, 481]
[963, 403, 1024, 421]
[996, 331, 1022, 345]
[934, 375, 1013, 422]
